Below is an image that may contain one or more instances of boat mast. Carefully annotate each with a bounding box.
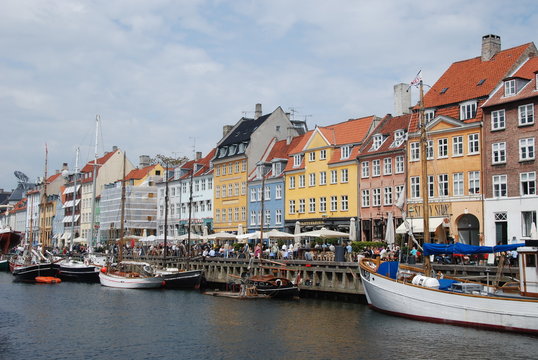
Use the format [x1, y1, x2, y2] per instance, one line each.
[70, 148, 79, 252]
[259, 165, 266, 245]
[39, 143, 48, 252]
[118, 151, 127, 263]
[419, 79, 432, 276]
[187, 155, 194, 257]
[89, 115, 100, 252]
[163, 161, 169, 263]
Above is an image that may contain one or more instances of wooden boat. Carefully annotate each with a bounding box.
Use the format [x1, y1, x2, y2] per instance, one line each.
[359, 241, 538, 334]
[56, 258, 101, 283]
[156, 268, 204, 289]
[99, 261, 164, 289]
[246, 274, 299, 299]
[204, 285, 271, 300]
[0, 227, 22, 254]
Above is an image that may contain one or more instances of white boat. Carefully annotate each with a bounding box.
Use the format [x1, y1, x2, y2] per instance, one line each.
[359, 241, 538, 334]
[99, 261, 164, 289]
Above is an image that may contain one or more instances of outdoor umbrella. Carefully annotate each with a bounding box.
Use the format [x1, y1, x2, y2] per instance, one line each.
[384, 212, 395, 249]
[349, 218, 357, 242]
[295, 227, 349, 239]
[266, 229, 294, 239]
[177, 233, 203, 241]
[294, 221, 301, 245]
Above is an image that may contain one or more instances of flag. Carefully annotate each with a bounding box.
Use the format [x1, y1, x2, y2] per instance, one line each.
[410, 70, 422, 87]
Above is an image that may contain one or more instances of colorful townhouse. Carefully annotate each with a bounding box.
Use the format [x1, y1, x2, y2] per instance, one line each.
[38, 170, 65, 247]
[213, 104, 306, 233]
[247, 135, 304, 234]
[482, 56, 538, 246]
[406, 35, 536, 245]
[157, 149, 215, 238]
[284, 116, 378, 233]
[358, 113, 411, 241]
[100, 157, 164, 242]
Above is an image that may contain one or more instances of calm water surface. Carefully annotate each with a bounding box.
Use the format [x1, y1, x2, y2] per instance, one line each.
[0, 272, 535, 360]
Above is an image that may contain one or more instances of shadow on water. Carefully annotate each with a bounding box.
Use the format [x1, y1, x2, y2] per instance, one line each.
[0, 272, 536, 360]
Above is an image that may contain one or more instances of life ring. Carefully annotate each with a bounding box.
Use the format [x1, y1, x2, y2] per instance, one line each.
[275, 279, 282, 287]
[143, 265, 152, 274]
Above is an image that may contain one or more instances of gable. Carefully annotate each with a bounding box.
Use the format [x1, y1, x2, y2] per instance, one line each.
[304, 129, 330, 150]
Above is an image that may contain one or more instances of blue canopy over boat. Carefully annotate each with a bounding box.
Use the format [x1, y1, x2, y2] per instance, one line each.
[423, 242, 525, 256]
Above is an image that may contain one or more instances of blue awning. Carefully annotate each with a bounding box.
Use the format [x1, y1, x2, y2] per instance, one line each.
[423, 242, 525, 256]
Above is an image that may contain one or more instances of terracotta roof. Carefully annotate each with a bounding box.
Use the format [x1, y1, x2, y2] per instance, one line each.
[283, 132, 312, 172]
[47, 173, 62, 183]
[177, 148, 216, 180]
[317, 115, 377, 146]
[483, 56, 538, 108]
[125, 165, 157, 181]
[81, 150, 118, 173]
[423, 43, 532, 108]
[359, 113, 411, 156]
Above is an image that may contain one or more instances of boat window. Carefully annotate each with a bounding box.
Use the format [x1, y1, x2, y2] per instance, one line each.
[526, 254, 536, 267]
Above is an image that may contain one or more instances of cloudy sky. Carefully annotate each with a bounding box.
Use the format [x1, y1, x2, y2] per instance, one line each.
[1, 0, 537, 190]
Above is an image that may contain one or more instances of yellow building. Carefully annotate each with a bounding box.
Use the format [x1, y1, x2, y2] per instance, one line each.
[284, 116, 377, 232]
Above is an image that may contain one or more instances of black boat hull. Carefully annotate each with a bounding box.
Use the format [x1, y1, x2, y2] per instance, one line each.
[255, 285, 300, 299]
[162, 270, 204, 289]
[12, 263, 55, 282]
[57, 265, 100, 283]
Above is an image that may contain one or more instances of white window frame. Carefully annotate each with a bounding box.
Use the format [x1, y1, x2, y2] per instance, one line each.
[519, 104, 534, 126]
[491, 109, 506, 130]
[410, 142, 420, 161]
[493, 174, 508, 198]
[504, 80, 516, 96]
[428, 175, 435, 198]
[453, 173, 464, 196]
[309, 173, 316, 187]
[341, 195, 349, 211]
[492, 142, 506, 164]
[298, 175, 305, 188]
[468, 133, 480, 155]
[319, 171, 327, 185]
[452, 136, 463, 157]
[469, 171, 480, 195]
[250, 188, 256, 202]
[438, 138, 448, 158]
[460, 100, 477, 120]
[309, 198, 316, 213]
[395, 156, 404, 174]
[425, 109, 435, 122]
[330, 196, 338, 212]
[341, 146, 351, 159]
[298, 199, 305, 213]
[289, 200, 296, 214]
[372, 160, 380, 177]
[361, 161, 370, 178]
[427, 140, 434, 160]
[361, 190, 370, 207]
[519, 138, 535, 161]
[293, 154, 301, 167]
[520, 172, 536, 196]
[275, 184, 282, 199]
[383, 158, 392, 175]
[341, 168, 349, 183]
[319, 197, 327, 212]
[320, 149, 327, 160]
[289, 176, 295, 189]
[383, 187, 392, 205]
[438, 174, 449, 196]
[411, 176, 420, 198]
[275, 209, 282, 225]
[309, 152, 315, 162]
[372, 188, 381, 207]
[330, 170, 337, 184]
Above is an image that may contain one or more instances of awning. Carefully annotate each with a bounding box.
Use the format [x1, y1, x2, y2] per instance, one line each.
[63, 199, 81, 208]
[61, 232, 72, 240]
[396, 217, 444, 234]
[62, 215, 80, 223]
[63, 185, 81, 195]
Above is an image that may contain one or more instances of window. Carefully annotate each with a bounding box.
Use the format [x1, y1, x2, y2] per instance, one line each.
[222, 165, 226, 176]
[330, 170, 337, 184]
[228, 163, 233, 174]
[299, 175, 305, 188]
[319, 171, 327, 185]
[495, 212, 507, 221]
[361, 161, 370, 178]
[372, 160, 380, 177]
[299, 199, 305, 213]
[492, 142, 506, 164]
[208, 201, 212, 212]
[460, 101, 477, 120]
[242, 160, 247, 172]
[309, 152, 315, 162]
[257, 187, 262, 201]
[427, 140, 434, 159]
[319, 197, 327, 212]
[250, 211, 256, 226]
[235, 161, 240, 173]
[468, 134, 480, 154]
[383, 158, 392, 175]
[241, 206, 246, 221]
[362, 190, 370, 207]
[289, 176, 295, 189]
[395, 156, 404, 174]
[372, 135, 383, 150]
[438, 138, 448, 158]
[493, 175, 507, 198]
[216, 209, 220, 223]
[309, 173, 316, 186]
[395, 185, 404, 202]
[438, 174, 449, 196]
[341, 169, 349, 183]
[257, 211, 261, 225]
[221, 209, 226, 222]
[201, 180, 206, 191]
[452, 136, 463, 157]
[264, 186, 270, 200]
[469, 171, 480, 194]
[410, 142, 420, 161]
[504, 79, 516, 96]
[428, 175, 434, 197]
[289, 200, 296, 214]
[228, 184, 233, 197]
[320, 149, 327, 160]
[234, 183, 239, 196]
[372, 189, 381, 206]
[384, 187, 392, 205]
[272, 162, 282, 176]
[519, 104, 534, 125]
[522, 211, 537, 237]
[491, 109, 506, 130]
[520, 172, 536, 196]
[425, 110, 435, 122]
[411, 177, 420, 198]
[250, 188, 256, 202]
[309, 198, 316, 213]
[519, 138, 535, 161]
[275, 210, 282, 224]
[453, 173, 464, 196]
[293, 154, 301, 167]
[275, 184, 282, 199]
[216, 186, 221, 199]
[234, 207, 239, 221]
[241, 182, 246, 195]
[265, 209, 270, 224]
[330, 196, 338, 211]
[341, 146, 351, 159]
[341, 195, 349, 211]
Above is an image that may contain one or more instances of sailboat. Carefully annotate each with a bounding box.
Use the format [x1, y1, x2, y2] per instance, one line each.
[99, 151, 164, 289]
[358, 78, 538, 334]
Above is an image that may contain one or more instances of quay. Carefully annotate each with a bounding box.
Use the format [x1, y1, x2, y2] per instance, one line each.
[124, 255, 520, 298]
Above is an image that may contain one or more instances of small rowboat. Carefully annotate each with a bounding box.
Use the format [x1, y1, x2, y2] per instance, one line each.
[35, 276, 62, 284]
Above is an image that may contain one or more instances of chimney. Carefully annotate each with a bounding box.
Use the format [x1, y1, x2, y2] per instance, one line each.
[195, 151, 202, 160]
[394, 83, 411, 116]
[139, 155, 150, 168]
[62, 163, 68, 171]
[223, 125, 233, 137]
[112, 145, 118, 152]
[287, 127, 293, 145]
[481, 34, 501, 61]
[255, 103, 262, 119]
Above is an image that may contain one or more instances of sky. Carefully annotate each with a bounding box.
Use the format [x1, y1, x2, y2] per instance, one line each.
[1, 0, 537, 191]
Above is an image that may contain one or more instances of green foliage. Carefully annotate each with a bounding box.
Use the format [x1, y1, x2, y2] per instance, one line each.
[350, 241, 384, 253]
[150, 154, 189, 167]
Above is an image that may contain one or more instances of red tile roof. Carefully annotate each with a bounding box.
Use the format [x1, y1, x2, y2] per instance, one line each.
[46, 172, 62, 183]
[81, 150, 118, 173]
[125, 165, 157, 181]
[359, 113, 411, 156]
[177, 148, 216, 180]
[318, 115, 377, 146]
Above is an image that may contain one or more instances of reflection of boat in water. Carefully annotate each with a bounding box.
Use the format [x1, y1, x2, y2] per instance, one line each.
[359, 241, 538, 334]
[99, 261, 164, 289]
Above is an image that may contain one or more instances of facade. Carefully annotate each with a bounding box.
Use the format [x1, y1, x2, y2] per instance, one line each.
[284, 116, 378, 233]
[482, 56, 538, 246]
[25, 189, 40, 245]
[406, 35, 536, 245]
[358, 113, 411, 241]
[247, 137, 301, 234]
[213, 104, 306, 233]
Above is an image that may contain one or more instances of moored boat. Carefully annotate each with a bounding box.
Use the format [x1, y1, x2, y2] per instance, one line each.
[56, 258, 101, 283]
[0, 258, 9, 271]
[156, 268, 204, 289]
[247, 274, 299, 299]
[99, 261, 164, 289]
[0, 227, 22, 254]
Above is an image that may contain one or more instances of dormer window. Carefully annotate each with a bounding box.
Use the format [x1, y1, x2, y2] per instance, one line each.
[228, 145, 237, 156]
[237, 143, 246, 154]
[341, 146, 351, 159]
[218, 147, 227, 158]
[372, 135, 383, 150]
[392, 130, 406, 148]
[272, 162, 282, 176]
[460, 101, 477, 120]
[504, 79, 516, 96]
[424, 110, 435, 122]
[293, 154, 302, 167]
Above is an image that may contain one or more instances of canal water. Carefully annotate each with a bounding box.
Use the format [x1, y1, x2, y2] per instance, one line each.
[0, 272, 535, 360]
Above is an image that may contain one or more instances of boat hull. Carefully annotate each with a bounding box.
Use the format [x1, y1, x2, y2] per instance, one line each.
[161, 270, 204, 289]
[57, 261, 100, 283]
[359, 263, 538, 334]
[0, 259, 8, 271]
[255, 286, 300, 299]
[99, 272, 164, 289]
[12, 263, 56, 282]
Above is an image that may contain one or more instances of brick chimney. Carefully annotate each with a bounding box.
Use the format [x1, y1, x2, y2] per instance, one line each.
[223, 125, 233, 137]
[255, 103, 262, 119]
[481, 34, 501, 61]
[393, 83, 411, 116]
[195, 151, 202, 160]
[139, 155, 150, 168]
